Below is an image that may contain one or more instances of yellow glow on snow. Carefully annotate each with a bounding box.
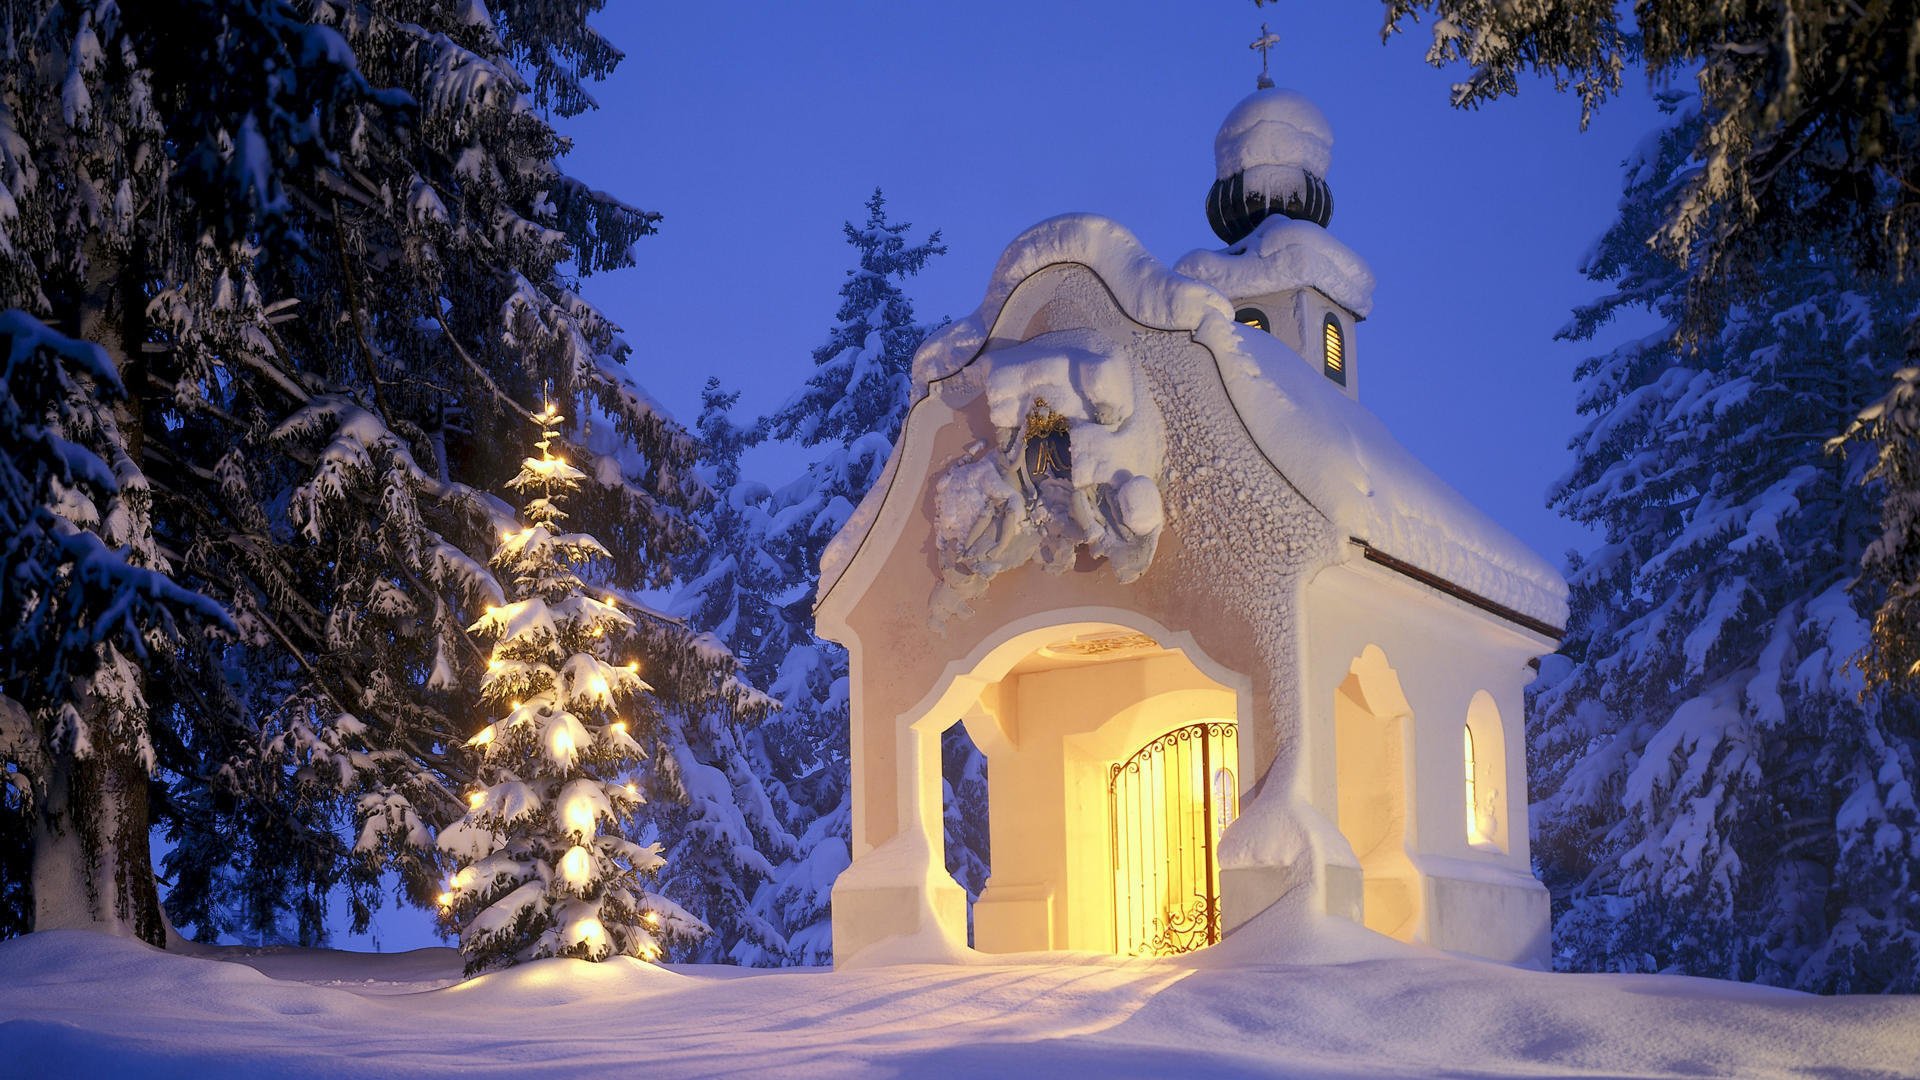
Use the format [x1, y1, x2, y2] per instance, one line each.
[467, 726, 494, 747]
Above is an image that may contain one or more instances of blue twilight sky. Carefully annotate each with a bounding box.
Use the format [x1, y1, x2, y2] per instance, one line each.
[323, 3, 1669, 952]
[554, 1, 1664, 570]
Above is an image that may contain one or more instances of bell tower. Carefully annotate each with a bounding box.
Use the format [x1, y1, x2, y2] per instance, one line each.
[1178, 27, 1369, 401]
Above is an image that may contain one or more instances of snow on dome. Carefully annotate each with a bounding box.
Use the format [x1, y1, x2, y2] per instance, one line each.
[1214, 87, 1333, 179]
[1208, 88, 1336, 239]
[1175, 215, 1376, 319]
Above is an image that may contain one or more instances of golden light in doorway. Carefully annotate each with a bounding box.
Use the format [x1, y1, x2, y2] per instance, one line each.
[1037, 630, 1160, 661]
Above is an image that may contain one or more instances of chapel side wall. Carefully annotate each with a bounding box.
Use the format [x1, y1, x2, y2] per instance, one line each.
[829, 263, 1340, 918]
[1302, 558, 1551, 965]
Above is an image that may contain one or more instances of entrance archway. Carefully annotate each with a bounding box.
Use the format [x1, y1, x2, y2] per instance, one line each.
[907, 614, 1247, 955]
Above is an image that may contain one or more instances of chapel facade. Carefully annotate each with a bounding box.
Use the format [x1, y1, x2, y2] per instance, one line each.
[818, 79, 1563, 967]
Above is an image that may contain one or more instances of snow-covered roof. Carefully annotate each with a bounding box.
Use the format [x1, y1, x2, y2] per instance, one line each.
[1215, 88, 1332, 179]
[1174, 215, 1376, 318]
[831, 214, 1567, 630]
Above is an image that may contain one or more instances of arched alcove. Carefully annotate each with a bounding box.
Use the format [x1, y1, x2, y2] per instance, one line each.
[1333, 645, 1420, 941]
[1464, 690, 1508, 852]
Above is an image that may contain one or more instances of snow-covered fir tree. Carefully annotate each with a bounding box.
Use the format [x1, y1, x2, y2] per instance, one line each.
[1532, 104, 1920, 993]
[743, 191, 951, 963]
[769, 189, 945, 449]
[437, 404, 698, 973]
[0, 1, 746, 948]
[646, 382, 793, 964]
[1380, 1, 1920, 689]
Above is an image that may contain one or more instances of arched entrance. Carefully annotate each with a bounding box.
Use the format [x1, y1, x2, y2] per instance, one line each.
[897, 614, 1248, 956]
[1109, 720, 1239, 955]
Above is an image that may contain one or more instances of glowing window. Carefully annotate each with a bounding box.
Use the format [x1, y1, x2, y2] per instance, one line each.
[1235, 307, 1269, 332]
[1463, 726, 1481, 843]
[1323, 314, 1346, 385]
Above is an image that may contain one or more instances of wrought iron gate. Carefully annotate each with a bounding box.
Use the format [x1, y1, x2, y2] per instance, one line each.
[1109, 721, 1239, 956]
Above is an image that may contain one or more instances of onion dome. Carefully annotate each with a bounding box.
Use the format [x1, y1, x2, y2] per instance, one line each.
[1205, 88, 1334, 243]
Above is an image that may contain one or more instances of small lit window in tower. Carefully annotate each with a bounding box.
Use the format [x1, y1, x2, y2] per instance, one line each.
[1463, 726, 1481, 843]
[1235, 307, 1270, 333]
[1024, 398, 1072, 481]
[1323, 314, 1346, 385]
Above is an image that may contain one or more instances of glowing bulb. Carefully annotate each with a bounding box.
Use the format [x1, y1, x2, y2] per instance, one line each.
[499, 526, 514, 540]
[564, 796, 596, 837]
[604, 595, 618, 609]
[552, 727, 575, 759]
[611, 721, 627, 736]
[561, 845, 590, 884]
[590, 675, 609, 697]
[511, 700, 523, 711]
[638, 943, 660, 962]
[623, 781, 639, 799]
[453, 867, 474, 889]
[572, 916, 607, 949]
[487, 656, 503, 672]
[642, 911, 660, 927]
[437, 892, 453, 908]
[625, 661, 639, 674]
[467, 790, 485, 810]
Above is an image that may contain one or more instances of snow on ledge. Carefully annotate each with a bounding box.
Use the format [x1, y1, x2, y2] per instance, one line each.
[1174, 215, 1376, 319]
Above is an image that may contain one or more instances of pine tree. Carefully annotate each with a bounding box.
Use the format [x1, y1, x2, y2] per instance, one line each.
[768, 189, 945, 449]
[746, 191, 951, 963]
[1532, 103, 1920, 992]
[0, 1, 737, 947]
[1377, 1, 1920, 687]
[436, 403, 697, 973]
[645, 381, 793, 964]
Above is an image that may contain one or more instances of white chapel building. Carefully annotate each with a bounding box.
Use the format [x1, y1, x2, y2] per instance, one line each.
[817, 77, 1566, 966]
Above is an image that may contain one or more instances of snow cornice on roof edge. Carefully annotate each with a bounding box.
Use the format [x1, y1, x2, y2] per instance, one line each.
[824, 213, 1568, 632]
[910, 214, 1236, 400]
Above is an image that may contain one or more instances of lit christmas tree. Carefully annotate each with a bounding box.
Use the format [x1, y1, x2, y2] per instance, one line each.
[437, 404, 697, 974]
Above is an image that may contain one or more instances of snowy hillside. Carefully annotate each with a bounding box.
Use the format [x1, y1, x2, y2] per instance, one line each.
[1, 916, 1914, 1079]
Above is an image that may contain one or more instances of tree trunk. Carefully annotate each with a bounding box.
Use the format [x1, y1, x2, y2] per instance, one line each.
[24, 258, 169, 947]
[30, 724, 167, 946]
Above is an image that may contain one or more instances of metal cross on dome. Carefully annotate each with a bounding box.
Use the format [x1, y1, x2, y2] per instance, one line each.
[1250, 23, 1280, 89]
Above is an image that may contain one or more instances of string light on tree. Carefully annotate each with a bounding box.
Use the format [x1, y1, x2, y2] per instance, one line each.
[435, 403, 699, 973]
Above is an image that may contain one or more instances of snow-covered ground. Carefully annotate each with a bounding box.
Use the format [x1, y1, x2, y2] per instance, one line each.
[1, 917, 1915, 1079]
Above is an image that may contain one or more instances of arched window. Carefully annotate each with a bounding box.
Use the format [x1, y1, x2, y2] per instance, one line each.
[1322, 314, 1346, 385]
[1463, 725, 1480, 843]
[1235, 307, 1270, 333]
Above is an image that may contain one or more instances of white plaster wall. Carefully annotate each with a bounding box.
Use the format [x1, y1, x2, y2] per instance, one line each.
[1301, 552, 1552, 966]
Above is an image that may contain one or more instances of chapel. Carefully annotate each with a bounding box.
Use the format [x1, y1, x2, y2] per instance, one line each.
[818, 59, 1564, 967]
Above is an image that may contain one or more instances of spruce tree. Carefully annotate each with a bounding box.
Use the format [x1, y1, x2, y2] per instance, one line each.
[1533, 104, 1920, 992]
[768, 189, 945, 449]
[0, 1, 738, 946]
[749, 191, 949, 962]
[437, 404, 697, 973]
[648, 381, 792, 964]
[1377, 1, 1920, 688]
